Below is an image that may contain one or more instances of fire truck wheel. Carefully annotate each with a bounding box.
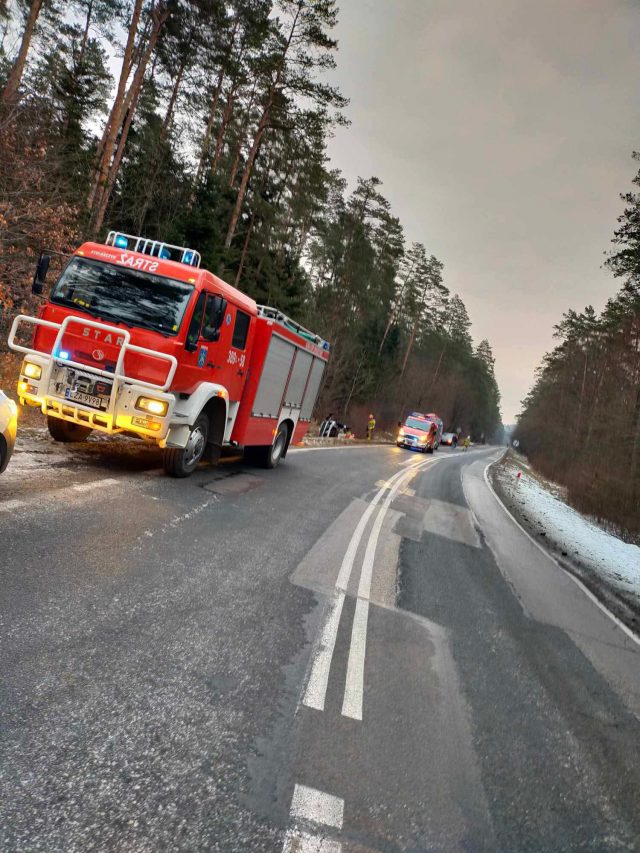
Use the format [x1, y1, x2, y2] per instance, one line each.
[267, 423, 289, 468]
[163, 414, 209, 478]
[247, 423, 289, 469]
[47, 416, 92, 442]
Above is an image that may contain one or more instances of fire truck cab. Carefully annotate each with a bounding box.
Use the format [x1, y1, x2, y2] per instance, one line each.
[9, 232, 329, 476]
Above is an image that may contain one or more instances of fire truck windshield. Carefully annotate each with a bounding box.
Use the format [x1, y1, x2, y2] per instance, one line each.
[404, 417, 431, 431]
[50, 257, 194, 336]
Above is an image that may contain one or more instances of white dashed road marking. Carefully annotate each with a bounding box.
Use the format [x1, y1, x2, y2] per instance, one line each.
[282, 784, 344, 852]
[282, 831, 342, 852]
[290, 784, 344, 829]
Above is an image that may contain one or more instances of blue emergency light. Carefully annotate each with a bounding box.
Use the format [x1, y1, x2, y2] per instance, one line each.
[105, 231, 202, 267]
[58, 350, 70, 360]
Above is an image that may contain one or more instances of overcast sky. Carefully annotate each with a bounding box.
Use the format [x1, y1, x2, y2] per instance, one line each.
[325, 0, 640, 422]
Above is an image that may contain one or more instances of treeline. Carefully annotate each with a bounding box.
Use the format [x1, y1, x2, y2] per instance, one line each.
[0, 0, 501, 439]
[515, 151, 640, 540]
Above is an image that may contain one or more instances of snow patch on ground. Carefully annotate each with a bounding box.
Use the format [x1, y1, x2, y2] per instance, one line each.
[493, 454, 640, 605]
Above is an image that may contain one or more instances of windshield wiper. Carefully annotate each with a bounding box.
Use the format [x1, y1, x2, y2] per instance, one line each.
[53, 299, 128, 328]
[54, 297, 172, 336]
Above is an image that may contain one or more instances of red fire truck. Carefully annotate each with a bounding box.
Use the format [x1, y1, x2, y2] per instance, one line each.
[9, 232, 330, 476]
[396, 411, 443, 453]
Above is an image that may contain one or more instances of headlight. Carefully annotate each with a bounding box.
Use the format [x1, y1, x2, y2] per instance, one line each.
[419, 435, 428, 442]
[7, 398, 18, 418]
[136, 396, 169, 417]
[23, 361, 42, 380]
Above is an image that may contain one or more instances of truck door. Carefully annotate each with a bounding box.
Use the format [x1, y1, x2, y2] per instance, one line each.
[179, 291, 227, 393]
[222, 307, 252, 403]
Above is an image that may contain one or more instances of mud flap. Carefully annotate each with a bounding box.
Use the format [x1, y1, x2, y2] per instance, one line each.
[206, 441, 223, 465]
[162, 423, 190, 448]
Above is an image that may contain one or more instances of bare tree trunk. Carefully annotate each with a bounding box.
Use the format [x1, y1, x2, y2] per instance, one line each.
[86, 0, 143, 212]
[418, 344, 446, 407]
[224, 111, 271, 248]
[211, 81, 242, 173]
[584, 353, 608, 451]
[400, 317, 418, 378]
[2, 0, 44, 103]
[574, 349, 588, 445]
[378, 260, 415, 356]
[134, 52, 187, 231]
[342, 355, 364, 420]
[160, 55, 186, 142]
[89, 3, 169, 236]
[227, 82, 258, 188]
[189, 14, 244, 207]
[224, 4, 302, 248]
[87, 0, 143, 210]
[92, 94, 140, 235]
[77, 0, 94, 67]
[234, 210, 256, 286]
[189, 67, 225, 205]
[628, 348, 640, 503]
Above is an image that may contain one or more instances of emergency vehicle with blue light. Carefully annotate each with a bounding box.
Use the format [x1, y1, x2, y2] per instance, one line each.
[9, 232, 329, 476]
[397, 411, 443, 453]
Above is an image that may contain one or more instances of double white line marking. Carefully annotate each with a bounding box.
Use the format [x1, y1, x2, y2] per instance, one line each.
[303, 456, 436, 721]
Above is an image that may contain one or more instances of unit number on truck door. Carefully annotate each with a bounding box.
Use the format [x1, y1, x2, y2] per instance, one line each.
[227, 351, 246, 367]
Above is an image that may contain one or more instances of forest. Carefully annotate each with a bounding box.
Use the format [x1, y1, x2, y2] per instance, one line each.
[515, 151, 640, 540]
[0, 0, 501, 439]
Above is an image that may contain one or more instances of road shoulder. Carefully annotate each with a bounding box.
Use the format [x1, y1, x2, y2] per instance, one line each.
[488, 451, 640, 638]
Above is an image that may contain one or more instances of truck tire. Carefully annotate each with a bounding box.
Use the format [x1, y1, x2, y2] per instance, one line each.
[163, 413, 209, 478]
[246, 423, 288, 470]
[47, 416, 92, 442]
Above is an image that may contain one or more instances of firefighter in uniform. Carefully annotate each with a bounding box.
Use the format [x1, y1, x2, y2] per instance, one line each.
[366, 413, 376, 441]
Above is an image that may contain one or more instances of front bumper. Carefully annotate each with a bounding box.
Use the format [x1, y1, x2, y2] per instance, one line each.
[397, 438, 429, 451]
[10, 315, 179, 442]
[17, 354, 175, 441]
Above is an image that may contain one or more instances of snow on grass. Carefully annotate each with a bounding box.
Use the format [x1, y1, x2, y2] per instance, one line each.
[495, 458, 640, 600]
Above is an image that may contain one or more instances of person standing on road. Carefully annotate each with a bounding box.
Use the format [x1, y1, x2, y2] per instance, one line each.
[463, 435, 471, 451]
[428, 421, 438, 449]
[366, 413, 376, 441]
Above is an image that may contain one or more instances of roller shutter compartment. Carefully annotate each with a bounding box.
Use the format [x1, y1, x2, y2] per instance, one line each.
[284, 350, 313, 408]
[252, 335, 295, 418]
[300, 357, 326, 420]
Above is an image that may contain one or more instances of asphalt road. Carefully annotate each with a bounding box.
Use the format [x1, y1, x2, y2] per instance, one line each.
[1, 436, 639, 851]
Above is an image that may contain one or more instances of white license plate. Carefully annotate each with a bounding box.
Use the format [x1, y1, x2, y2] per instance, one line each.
[65, 389, 102, 409]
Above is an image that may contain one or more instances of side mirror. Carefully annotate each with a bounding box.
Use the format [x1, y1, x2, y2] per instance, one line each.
[201, 296, 227, 342]
[212, 295, 227, 331]
[201, 325, 220, 343]
[32, 253, 51, 295]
